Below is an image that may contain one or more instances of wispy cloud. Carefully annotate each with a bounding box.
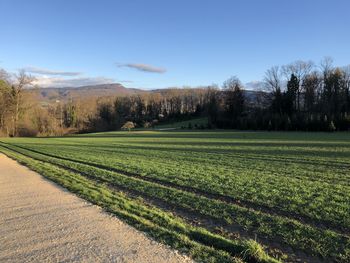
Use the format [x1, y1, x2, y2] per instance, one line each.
[245, 80, 264, 90]
[33, 76, 115, 88]
[117, 63, 166, 73]
[23, 66, 82, 76]
[118, 80, 134, 83]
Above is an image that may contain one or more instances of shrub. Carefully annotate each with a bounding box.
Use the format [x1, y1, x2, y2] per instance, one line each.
[328, 121, 336, 132]
[121, 121, 135, 131]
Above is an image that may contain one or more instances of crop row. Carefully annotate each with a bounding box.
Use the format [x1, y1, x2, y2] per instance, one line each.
[2, 142, 349, 262]
[0, 145, 279, 263]
[12, 141, 350, 232]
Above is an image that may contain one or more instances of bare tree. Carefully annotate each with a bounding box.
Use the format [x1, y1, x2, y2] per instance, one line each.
[0, 69, 12, 135]
[342, 65, 350, 91]
[343, 65, 350, 113]
[264, 66, 283, 115]
[222, 76, 245, 127]
[264, 66, 281, 93]
[303, 72, 321, 112]
[282, 60, 314, 80]
[0, 69, 10, 81]
[282, 60, 314, 111]
[320, 57, 334, 78]
[11, 70, 35, 136]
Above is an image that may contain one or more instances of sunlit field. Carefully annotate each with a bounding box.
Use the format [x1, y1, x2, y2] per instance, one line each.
[1, 131, 349, 263]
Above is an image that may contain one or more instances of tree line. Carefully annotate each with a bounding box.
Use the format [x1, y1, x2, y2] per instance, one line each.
[0, 57, 349, 136]
[207, 58, 350, 131]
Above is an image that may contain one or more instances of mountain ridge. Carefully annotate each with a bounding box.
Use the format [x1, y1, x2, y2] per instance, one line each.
[30, 83, 261, 103]
[31, 83, 146, 102]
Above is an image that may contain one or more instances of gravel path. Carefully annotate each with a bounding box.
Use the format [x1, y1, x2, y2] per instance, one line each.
[0, 154, 193, 263]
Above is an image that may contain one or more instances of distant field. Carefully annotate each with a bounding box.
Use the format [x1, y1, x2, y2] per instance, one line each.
[1, 131, 349, 263]
[154, 117, 208, 129]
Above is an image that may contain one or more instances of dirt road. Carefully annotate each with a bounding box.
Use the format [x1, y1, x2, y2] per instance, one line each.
[0, 154, 192, 263]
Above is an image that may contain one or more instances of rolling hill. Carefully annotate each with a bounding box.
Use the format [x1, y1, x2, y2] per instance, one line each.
[29, 83, 146, 103]
[28, 83, 262, 104]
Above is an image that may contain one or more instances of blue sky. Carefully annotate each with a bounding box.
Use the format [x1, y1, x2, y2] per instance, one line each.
[0, 0, 349, 89]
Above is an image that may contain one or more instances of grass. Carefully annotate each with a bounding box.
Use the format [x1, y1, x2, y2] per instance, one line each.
[154, 117, 208, 129]
[1, 130, 349, 262]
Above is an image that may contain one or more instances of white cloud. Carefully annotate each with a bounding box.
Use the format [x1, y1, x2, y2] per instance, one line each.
[245, 80, 264, 90]
[23, 66, 82, 76]
[117, 63, 166, 73]
[118, 80, 134, 83]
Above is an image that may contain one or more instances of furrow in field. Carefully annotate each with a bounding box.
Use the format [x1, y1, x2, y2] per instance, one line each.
[16, 141, 350, 187]
[1, 143, 349, 263]
[0, 146, 279, 263]
[8, 142, 350, 235]
[26, 142, 350, 193]
[53, 141, 350, 171]
[45, 142, 349, 184]
[103, 142, 350, 168]
[5, 145, 349, 234]
[81, 144, 350, 187]
[100, 178, 327, 263]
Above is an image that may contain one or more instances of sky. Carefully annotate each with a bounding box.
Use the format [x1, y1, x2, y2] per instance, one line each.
[0, 0, 349, 89]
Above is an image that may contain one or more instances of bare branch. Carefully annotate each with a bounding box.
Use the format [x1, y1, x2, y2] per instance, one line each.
[264, 66, 281, 93]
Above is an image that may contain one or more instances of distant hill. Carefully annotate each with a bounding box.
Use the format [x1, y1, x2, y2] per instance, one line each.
[29, 83, 146, 103]
[27, 83, 262, 104]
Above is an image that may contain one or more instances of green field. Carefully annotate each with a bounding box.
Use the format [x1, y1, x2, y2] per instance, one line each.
[154, 117, 208, 129]
[1, 131, 349, 263]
